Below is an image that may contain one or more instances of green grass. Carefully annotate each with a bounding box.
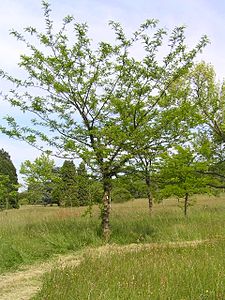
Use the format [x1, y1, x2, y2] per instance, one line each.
[0, 195, 225, 275]
[0, 207, 102, 273]
[33, 240, 225, 300]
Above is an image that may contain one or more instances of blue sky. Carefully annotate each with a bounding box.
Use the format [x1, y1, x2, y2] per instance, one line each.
[0, 0, 225, 183]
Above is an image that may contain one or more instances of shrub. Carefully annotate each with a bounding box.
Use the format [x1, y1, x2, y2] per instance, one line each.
[112, 187, 132, 203]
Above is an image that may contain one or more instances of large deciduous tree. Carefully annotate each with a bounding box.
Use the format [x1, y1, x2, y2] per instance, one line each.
[0, 1, 208, 237]
[189, 62, 225, 187]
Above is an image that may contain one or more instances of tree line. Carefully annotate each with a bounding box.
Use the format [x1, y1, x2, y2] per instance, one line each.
[19, 155, 103, 207]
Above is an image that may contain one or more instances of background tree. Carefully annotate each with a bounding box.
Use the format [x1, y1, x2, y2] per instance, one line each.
[0, 149, 19, 208]
[131, 71, 202, 213]
[0, 175, 17, 210]
[20, 153, 58, 205]
[157, 146, 211, 216]
[0, 2, 208, 237]
[187, 62, 225, 187]
[112, 170, 146, 199]
[77, 161, 90, 206]
[56, 160, 78, 207]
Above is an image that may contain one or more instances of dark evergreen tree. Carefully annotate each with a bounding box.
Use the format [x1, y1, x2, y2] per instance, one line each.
[77, 162, 90, 206]
[0, 149, 19, 208]
[59, 160, 78, 207]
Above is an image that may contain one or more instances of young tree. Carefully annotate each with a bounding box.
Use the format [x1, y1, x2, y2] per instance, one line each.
[0, 149, 19, 208]
[157, 146, 211, 216]
[0, 2, 208, 237]
[132, 94, 197, 212]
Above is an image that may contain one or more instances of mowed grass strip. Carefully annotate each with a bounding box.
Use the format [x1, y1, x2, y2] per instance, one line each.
[0, 195, 225, 273]
[34, 239, 225, 300]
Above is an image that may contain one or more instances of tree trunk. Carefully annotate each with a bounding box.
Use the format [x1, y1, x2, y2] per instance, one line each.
[6, 197, 9, 210]
[145, 173, 153, 213]
[184, 192, 188, 216]
[101, 176, 112, 241]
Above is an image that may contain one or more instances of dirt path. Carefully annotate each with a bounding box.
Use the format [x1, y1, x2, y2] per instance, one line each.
[0, 239, 214, 300]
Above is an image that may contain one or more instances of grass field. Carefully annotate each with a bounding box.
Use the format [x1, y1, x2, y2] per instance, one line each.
[1, 194, 225, 298]
[34, 240, 225, 300]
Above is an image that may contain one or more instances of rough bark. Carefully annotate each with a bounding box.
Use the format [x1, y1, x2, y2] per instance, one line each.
[101, 175, 112, 241]
[145, 172, 153, 213]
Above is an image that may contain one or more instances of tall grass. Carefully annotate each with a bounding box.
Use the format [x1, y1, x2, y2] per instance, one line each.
[34, 240, 225, 300]
[0, 195, 225, 274]
[0, 206, 102, 273]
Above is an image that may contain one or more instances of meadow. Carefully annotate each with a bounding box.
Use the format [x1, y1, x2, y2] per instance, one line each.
[1, 195, 225, 299]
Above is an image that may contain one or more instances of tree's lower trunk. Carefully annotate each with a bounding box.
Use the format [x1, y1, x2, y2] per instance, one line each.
[184, 193, 188, 216]
[145, 174, 153, 213]
[101, 176, 112, 241]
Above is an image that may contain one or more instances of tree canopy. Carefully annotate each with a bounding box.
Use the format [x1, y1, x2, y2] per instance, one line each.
[0, 149, 19, 208]
[0, 1, 208, 237]
[157, 146, 211, 215]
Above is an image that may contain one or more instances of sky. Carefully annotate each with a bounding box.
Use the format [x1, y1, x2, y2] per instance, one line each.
[0, 0, 225, 184]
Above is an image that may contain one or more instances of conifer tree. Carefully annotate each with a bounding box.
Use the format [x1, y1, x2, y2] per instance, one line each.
[59, 160, 78, 206]
[77, 162, 90, 206]
[0, 149, 19, 208]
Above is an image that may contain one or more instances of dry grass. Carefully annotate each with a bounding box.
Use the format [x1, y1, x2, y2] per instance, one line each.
[0, 193, 222, 226]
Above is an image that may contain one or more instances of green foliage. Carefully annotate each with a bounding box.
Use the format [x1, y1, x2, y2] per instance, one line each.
[0, 149, 19, 208]
[87, 181, 103, 204]
[0, 175, 11, 209]
[54, 160, 104, 207]
[77, 162, 90, 206]
[112, 187, 132, 203]
[20, 153, 59, 205]
[112, 173, 146, 199]
[56, 160, 79, 207]
[157, 146, 211, 215]
[188, 63, 225, 189]
[0, 2, 208, 232]
[20, 153, 56, 186]
[18, 191, 29, 205]
[0, 2, 208, 176]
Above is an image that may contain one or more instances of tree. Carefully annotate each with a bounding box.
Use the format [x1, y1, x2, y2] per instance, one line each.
[188, 62, 225, 187]
[0, 149, 19, 208]
[0, 175, 14, 209]
[0, 2, 208, 238]
[191, 62, 225, 143]
[57, 160, 78, 207]
[157, 146, 211, 216]
[112, 170, 146, 199]
[20, 153, 59, 204]
[131, 71, 202, 213]
[77, 161, 90, 206]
